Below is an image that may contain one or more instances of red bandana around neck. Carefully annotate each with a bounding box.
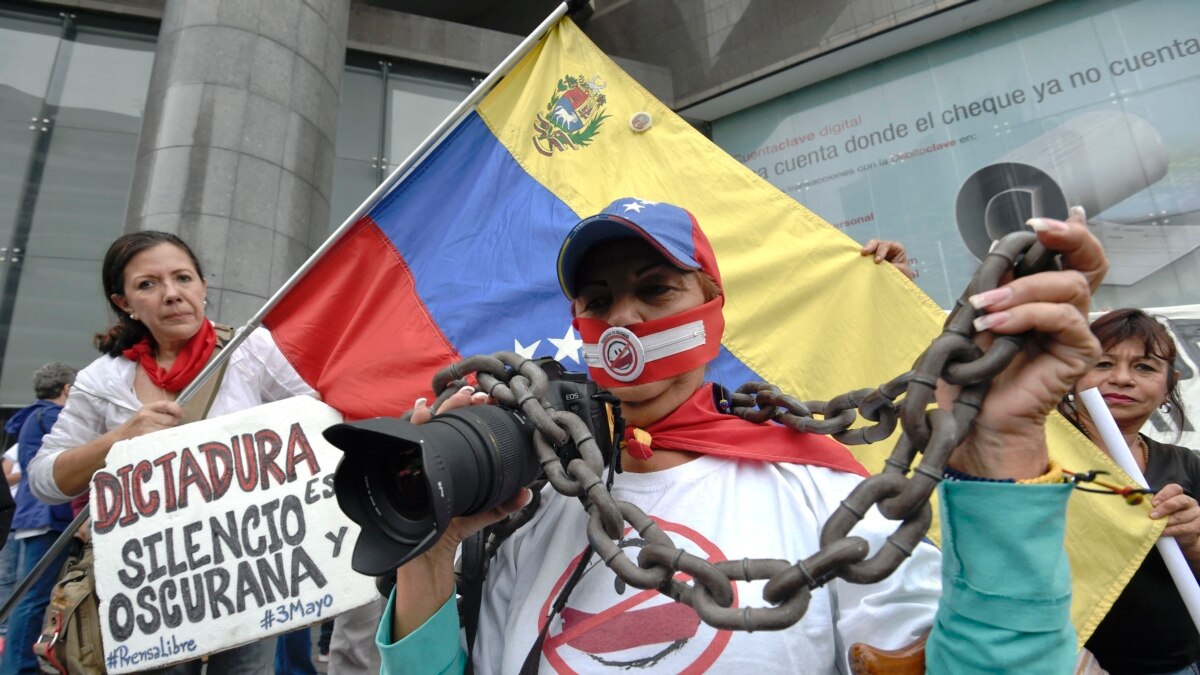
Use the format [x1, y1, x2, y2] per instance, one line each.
[622, 383, 868, 476]
[122, 320, 217, 393]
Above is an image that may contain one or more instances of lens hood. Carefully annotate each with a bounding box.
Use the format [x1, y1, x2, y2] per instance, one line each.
[324, 405, 541, 576]
[325, 417, 455, 575]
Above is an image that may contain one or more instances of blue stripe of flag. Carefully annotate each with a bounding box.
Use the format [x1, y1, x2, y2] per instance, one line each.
[369, 112, 758, 385]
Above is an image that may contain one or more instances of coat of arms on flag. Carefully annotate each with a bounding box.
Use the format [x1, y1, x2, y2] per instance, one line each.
[533, 74, 609, 155]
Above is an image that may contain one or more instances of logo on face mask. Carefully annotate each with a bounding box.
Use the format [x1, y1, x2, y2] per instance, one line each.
[599, 327, 645, 382]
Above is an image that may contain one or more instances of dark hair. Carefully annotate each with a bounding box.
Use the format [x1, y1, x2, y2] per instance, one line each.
[1059, 308, 1187, 435]
[94, 231, 205, 356]
[33, 362, 76, 400]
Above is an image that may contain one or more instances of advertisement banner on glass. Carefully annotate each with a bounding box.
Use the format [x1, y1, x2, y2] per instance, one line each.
[712, 0, 1200, 310]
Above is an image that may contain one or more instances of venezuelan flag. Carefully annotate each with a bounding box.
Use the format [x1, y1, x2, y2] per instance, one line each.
[264, 18, 1158, 642]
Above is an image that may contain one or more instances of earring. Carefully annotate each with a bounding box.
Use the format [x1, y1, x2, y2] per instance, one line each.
[1066, 393, 1075, 403]
[203, 298, 208, 305]
[1161, 401, 1172, 414]
[130, 313, 138, 321]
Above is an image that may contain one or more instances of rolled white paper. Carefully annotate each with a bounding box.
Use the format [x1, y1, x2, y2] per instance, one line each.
[1079, 387, 1200, 631]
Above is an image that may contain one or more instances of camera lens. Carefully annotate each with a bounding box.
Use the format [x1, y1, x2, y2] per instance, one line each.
[358, 447, 434, 545]
[325, 404, 542, 575]
[383, 451, 428, 519]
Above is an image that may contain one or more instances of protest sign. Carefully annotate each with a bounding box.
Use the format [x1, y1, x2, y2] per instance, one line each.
[90, 395, 376, 672]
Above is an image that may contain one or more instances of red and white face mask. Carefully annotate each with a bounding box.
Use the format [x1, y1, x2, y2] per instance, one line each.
[573, 297, 725, 389]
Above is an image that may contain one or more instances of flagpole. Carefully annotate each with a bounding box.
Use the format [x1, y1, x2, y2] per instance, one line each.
[176, 0, 586, 404]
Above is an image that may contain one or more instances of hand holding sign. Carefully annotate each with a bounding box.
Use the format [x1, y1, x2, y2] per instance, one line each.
[112, 401, 184, 443]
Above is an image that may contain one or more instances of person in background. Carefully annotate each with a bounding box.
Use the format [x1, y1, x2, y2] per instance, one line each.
[1059, 308, 1200, 674]
[861, 238, 916, 280]
[0, 444, 19, 654]
[274, 627, 318, 675]
[28, 231, 317, 675]
[1, 362, 77, 675]
[2, 448, 18, 492]
[327, 598, 383, 674]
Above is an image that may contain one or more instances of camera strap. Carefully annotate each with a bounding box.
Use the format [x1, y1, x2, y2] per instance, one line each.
[459, 531, 487, 675]
[461, 489, 547, 672]
[519, 543, 595, 675]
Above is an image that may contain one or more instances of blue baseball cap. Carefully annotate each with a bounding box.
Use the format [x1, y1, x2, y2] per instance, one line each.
[557, 198, 721, 299]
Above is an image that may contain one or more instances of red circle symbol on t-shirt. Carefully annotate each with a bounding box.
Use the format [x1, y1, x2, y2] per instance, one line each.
[537, 518, 734, 673]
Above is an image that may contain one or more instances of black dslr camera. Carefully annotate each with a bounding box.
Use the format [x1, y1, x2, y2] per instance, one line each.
[324, 359, 611, 576]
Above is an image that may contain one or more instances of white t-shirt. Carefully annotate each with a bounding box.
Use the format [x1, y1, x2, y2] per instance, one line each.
[3, 444, 18, 498]
[29, 327, 315, 505]
[475, 455, 941, 674]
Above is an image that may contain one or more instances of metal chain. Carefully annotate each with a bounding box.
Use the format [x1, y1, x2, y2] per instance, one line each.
[428, 231, 1060, 632]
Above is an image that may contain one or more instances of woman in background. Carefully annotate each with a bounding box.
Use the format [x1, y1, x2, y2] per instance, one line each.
[28, 231, 316, 675]
[1061, 308, 1200, 674]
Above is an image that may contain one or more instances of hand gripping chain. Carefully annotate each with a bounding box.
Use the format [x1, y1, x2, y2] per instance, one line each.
[427, 231, 1060, 632]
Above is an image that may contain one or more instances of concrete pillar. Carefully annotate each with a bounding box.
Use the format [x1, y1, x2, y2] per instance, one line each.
[127, 0, 350, 324]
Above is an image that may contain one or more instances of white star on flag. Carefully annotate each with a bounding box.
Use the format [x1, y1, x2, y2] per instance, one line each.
[513, 338, 541, 359]
[548, 326, 584, 363]
[622, 201, 645, 213]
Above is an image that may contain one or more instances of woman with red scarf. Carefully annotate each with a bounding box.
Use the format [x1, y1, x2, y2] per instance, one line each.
[28, 231, 315, 674]
[376, 199, 1107, 674]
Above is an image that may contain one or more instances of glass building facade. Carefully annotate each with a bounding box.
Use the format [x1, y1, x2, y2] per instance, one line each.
[0, 9, 155, 407]
[712, 0, 1200, 311]
[0, 5, 475, 409]
[330, 58, 474, 233]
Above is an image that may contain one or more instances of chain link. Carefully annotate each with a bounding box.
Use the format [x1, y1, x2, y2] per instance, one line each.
[429, 231, 1059, 632]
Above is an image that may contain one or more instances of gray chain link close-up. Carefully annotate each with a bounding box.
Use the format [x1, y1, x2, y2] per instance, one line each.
[428, 230, 1060, 633]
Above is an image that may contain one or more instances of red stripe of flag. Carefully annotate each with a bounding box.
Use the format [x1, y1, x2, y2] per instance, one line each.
[265, 218, 460, 420]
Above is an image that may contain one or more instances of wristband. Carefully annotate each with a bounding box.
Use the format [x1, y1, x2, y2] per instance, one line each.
[944, 459, 1066, 484]
[943, 466, 1015, 483]
[1015, 460, 1067, 484]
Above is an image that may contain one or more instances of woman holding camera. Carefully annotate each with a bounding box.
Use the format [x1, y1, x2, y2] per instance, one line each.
[28, 230, 315, 674]
[377, 199, 1105, 674]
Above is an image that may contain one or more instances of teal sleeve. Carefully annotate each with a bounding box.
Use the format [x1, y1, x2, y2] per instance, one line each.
[376, 589, 466, 675]
[926, 481, 1075, 674]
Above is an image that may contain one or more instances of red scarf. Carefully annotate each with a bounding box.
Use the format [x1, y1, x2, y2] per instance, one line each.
[121, 321, 217, 393]
[622, 383, 868, 476]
